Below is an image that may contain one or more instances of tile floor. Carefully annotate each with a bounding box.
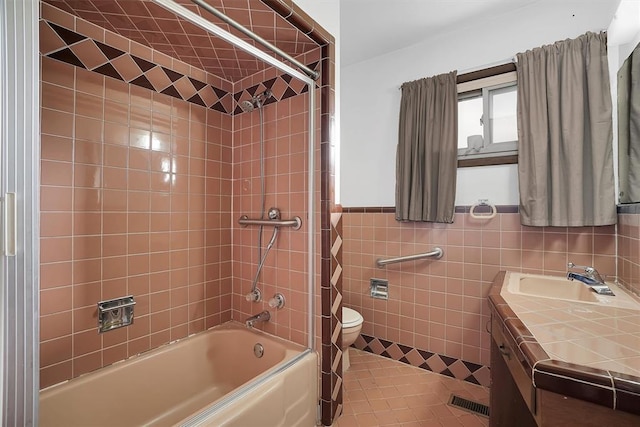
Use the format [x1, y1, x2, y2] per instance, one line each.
[333, 349, 490, 427]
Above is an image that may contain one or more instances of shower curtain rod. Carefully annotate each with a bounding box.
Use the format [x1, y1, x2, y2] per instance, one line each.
[190, 0, 320, 81]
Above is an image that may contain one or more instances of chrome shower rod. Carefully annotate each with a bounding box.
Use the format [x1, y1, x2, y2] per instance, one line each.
[190, 0, 320, 80]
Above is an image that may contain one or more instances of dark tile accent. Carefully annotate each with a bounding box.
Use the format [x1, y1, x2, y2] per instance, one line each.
[92, 62, 123, 80]
[519, 341, 549, 372]
[320, 399, 332, 426]
[245, 84, 259, 95]
[533, 370, 614, 408]
[94, 40, 125, 60]
[187, 93, 206, 107]
[504, 318, 534, 343]
[48, 22, 86, 45]
[41, 19, 233, 114]
[233, 91, 243, 101]
[535, 360, 613, 388]
[617, 203, 640, 214]
[129, 74, 154, 91]
[281, 73, 293, 84]
[281, 86, 297, 100]
[612, 372, 640, 394]
[263, 77, 277, 89]
[356, 333, 491, 387]
[48, 48, 85, 69]
[615, 389, 640, 415]
[161, 66, 182, 82]
[160, 85, 182, 99]
[188, 77, 207, 91]
[341, 206, 396, 213]
[130, 55, 156, 72]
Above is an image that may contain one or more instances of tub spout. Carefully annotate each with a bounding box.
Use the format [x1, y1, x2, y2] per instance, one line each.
[245, 310, 271, 328]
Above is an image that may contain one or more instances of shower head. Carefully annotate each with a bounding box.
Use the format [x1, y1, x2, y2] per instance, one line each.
[240, 100, 255, 112]
[239, 90, 273, 113]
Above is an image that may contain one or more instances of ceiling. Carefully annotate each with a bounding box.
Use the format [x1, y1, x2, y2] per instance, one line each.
[340, 0, 622, 66]
[43, 0, 320, 82]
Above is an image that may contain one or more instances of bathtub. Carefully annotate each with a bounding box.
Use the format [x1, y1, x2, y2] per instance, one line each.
[39, 322, 318, 426]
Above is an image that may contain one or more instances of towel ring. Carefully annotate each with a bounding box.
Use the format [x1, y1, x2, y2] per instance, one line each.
[469, 200, 497, 219]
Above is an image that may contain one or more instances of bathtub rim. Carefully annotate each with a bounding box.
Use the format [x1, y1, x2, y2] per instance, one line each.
[39, 320, 306, 394]
[179, 348, 316, 426]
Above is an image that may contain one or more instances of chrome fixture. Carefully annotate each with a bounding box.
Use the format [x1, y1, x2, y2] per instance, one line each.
[268, 293, 286, 309]
[370, 278, 389, 300]
[566, 263, 615, 296]
[253, 343, 265, 358]
[190, 0, 319, 80]
[238, 215, 302, 230]
[245, 288, 262, 303]
[239, 89, 272, 112]
[97, 296, 136, 333]
[245, 310, 271, 328]
[376, 247, 444, 268]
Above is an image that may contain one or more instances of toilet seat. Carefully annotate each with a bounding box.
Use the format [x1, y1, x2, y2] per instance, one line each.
[343, 307, 363, 328]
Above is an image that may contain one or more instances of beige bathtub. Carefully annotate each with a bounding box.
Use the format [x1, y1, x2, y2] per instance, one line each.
[39, 322, 318, 426]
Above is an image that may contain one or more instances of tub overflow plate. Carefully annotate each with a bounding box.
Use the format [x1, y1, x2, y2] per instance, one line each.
[254, 343, 264, 358]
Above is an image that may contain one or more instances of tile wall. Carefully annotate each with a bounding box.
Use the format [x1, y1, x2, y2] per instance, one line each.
[619, 212, 640, 296]
[39, 53, 233, 388]
[39, 2, 332, 391]
[229, 89, 312, 346]
[341, 209, 617, 379]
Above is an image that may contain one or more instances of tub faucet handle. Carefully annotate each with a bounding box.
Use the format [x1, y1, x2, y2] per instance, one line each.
[245, 288, 262, 302]
[268, 293, 285, 309]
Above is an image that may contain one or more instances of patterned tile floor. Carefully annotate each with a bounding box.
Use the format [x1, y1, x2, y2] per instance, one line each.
[333, 349, 490, 427]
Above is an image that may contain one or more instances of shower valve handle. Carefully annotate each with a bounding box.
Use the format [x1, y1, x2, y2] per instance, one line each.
[245, 288, 262, 302]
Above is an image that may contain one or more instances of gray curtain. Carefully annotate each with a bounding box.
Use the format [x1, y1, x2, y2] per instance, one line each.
[517, 32, 616, 226]
[396, 71, 458, 223]
[618, 42, 640, 203]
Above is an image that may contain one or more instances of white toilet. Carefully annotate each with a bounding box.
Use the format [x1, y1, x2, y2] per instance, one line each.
[342, 307, 364, 371]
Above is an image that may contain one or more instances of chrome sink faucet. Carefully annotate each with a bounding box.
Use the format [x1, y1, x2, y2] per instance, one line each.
[566, 263, 614, 296]
[245, 310, 271, 328]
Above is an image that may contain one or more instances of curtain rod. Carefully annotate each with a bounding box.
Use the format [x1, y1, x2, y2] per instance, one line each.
[398, 57, 516, 90]
[190, 0, 320, 81]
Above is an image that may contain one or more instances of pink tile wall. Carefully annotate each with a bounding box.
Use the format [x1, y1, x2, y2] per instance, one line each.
[227, 49, 321, 347]
[230, 94, 311, 346]
[341, 211, 617, 366]
[40, 57, 231, 388]
[618, 213, 640, 296]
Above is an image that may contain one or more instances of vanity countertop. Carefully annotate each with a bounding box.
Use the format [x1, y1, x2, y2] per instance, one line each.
[489, 271, 640, 416]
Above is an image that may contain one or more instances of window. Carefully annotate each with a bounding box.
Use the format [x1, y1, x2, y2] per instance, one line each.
[456, 68, 518, 167]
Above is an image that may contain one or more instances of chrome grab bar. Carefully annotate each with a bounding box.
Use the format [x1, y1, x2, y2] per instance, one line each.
[238, 215, 302, 230]
[376, 247, 444, 268]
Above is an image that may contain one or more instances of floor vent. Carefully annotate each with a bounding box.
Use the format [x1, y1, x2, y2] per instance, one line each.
[448, 394, 490, 418]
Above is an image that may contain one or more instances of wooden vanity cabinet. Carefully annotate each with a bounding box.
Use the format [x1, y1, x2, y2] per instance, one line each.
[489, 315, 537, 427]
[490, 314, 640, 427]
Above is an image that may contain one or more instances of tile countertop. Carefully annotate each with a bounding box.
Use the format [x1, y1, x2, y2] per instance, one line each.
[488, 271, 640, 417]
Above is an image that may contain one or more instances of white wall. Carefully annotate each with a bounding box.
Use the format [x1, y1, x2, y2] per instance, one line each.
[292, 0, 342, 201]
[341, 1, 619, 207]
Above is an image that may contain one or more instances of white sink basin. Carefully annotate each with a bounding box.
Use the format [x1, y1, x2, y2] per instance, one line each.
[505, 272, 640, 310]
[516, 275, 600, 303]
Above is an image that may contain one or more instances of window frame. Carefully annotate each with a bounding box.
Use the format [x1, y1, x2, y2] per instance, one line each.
[456, 64, 518, 168]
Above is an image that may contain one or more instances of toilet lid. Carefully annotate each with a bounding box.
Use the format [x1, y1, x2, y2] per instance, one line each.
[343, 307, 363, 327]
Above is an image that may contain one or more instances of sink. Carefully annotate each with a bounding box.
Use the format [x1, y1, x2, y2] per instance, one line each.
[505, 272, 640, 309]
[515, 275, 599, 303]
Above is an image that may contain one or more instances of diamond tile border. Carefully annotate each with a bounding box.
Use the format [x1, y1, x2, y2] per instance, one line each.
[354, 333, 491, 388]
[321, 210, 343, 426]
[40, 19, 318, 116]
